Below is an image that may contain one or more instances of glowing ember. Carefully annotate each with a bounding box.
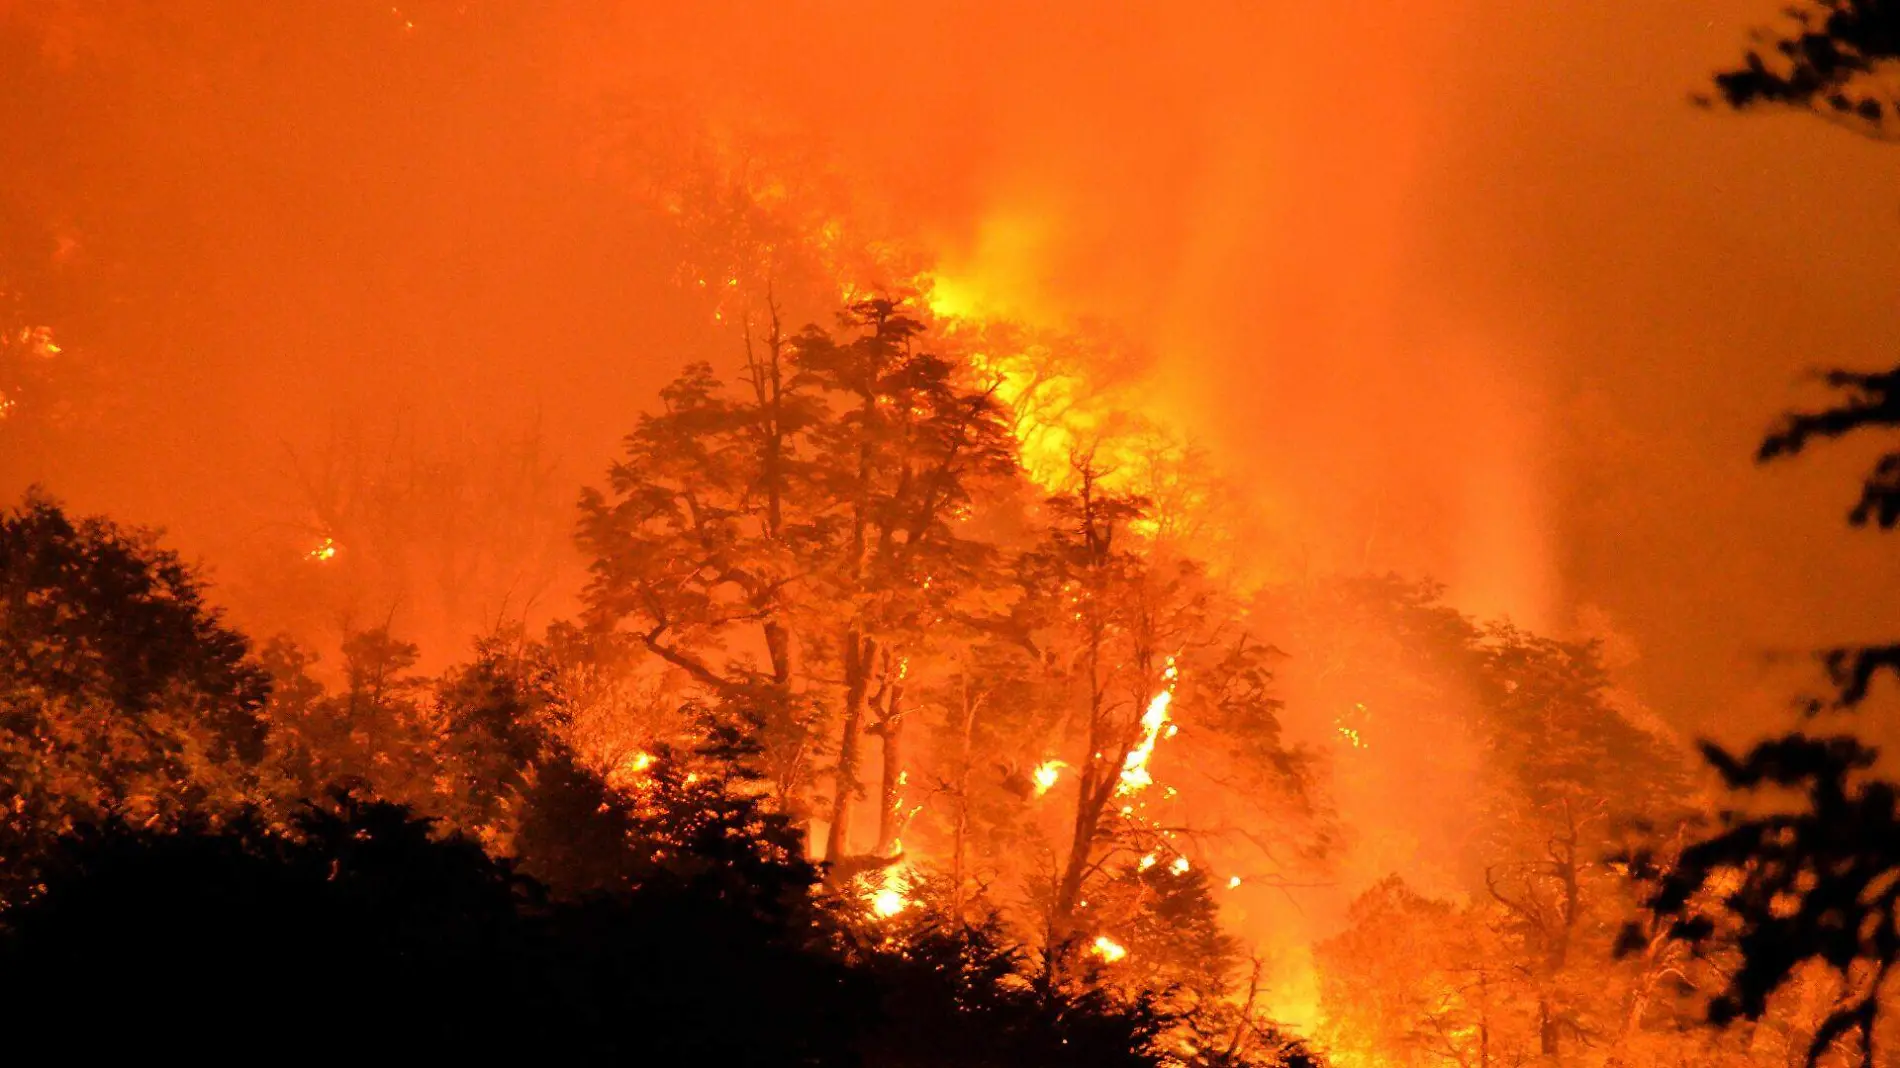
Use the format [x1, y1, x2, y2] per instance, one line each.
[869, 865, 911, 919]
[606, 750, 657, 790]
[872, 887, 906, 918]
[1032, 760, 1064, 795]
[1138, 852, 1159, 871]
[1169, 855, 1190, 875]
[1091, 935, 1128, 963]
[1335, 702, 1370, 749]
[307, 537, 339, 562]
[1227, 875, 1242, 889]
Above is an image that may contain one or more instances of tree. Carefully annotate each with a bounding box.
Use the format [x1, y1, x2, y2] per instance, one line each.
[1758, 366, 1900, 707]
[1473, 627, 1693, 1063]
[260, 625, 439, 814]
[1623, 15, 1900, 1065]
[579, 305, 829, 818]
[0, 721, 1225, 1066]
[1016, 460, 1186, 932]
[1702, 1, 1900, 141]
[1305, 625, 1694, 1068]
[0, 491, 269, 899]
[1317, 876, 1512, 1068]
[791, 298, 1017, 865]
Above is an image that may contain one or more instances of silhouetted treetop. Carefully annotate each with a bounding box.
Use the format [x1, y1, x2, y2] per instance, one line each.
[1761, 367, 1900, 528]
[0, 490, 268, 760]
[1708, 1, 1900, 139]
[1623, 734, 1900, 1067]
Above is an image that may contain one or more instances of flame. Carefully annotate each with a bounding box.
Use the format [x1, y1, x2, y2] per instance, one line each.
[1117, 657, 1179, 794]
[1139, 852, 1159, 871]
[1227, 875, 1242, 889]
[869, 864, 911, 918]
[1091, 935, 1128, 963]
[606, 750, 656, 790]
[1169, 855, 1190, 876]
[872, 886, 907, 918]
[307, 537, 339, 562]
[1032, 759, 1065, 795]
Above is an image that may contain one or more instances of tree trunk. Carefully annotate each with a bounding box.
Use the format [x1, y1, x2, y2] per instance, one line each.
[873, 680, 907, 856]
[763, 619, 792, 685]
[951, 676, 978, 925]
[1055, 768, 1112, 930]
[823, 632, 873, 864]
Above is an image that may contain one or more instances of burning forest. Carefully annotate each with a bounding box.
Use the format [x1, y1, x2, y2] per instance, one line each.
[5, 2, 1900, 1065]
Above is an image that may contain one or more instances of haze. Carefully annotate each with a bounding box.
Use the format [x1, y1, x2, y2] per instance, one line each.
[2, 0, 1895, 737]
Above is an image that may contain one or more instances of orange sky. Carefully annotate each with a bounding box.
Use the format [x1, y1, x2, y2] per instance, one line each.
[2, 0, 1897, 733]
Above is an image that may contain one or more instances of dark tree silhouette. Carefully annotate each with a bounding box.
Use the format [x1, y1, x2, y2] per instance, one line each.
[1759, 366, 1900, 707]
[0, 753, 1221, 1065]
[1621, 16, 1900, 1066]
[1705, 1, 1900, 139]
[1625, 735, 1900, 1067]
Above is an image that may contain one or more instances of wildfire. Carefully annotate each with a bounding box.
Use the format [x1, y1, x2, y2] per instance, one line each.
[1032, 759, 1065, 795]
[1117, 657, 1179, 794]
[1091, 935, 1128, 963]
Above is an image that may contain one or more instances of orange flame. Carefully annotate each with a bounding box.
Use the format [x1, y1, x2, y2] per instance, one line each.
[1117, 657, 1179, 795]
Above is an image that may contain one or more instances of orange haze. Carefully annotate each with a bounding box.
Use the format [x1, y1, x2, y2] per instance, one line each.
[4, 1, 1900, 1011]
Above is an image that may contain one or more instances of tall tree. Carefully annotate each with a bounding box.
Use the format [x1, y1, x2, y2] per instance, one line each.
[790, 298, 1016, 865]
[579, 305, 826, 804]
[1629, 11, 1900, 1065]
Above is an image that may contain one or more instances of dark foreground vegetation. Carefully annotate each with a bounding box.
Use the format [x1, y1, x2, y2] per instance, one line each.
[0, 782, 1182, 1064]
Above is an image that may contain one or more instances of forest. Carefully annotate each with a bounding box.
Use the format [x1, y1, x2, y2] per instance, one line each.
[4, 2, 1900, 1066]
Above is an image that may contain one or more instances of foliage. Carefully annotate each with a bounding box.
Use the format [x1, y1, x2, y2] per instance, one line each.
[1706, 1, 1900, 139]
[0, 764, 1225, 1066]
[1624, 735, 1900, 1067]
[0, 492, 270, 900]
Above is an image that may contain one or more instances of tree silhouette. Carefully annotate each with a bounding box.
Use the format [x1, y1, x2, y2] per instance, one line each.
[1704, 1, 1900, 140]
[0, 734, 1245, 1065]
[1760, 365, 1900, 707]
[1621, 16, 1900, 1065]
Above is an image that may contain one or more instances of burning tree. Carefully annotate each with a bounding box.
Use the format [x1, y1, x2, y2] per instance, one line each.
[581, 295, 1019, 872]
